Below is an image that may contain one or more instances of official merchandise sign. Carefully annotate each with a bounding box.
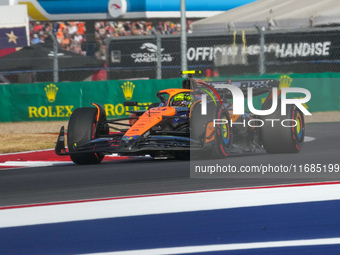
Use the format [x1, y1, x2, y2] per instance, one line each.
[108, 30, 340, 79]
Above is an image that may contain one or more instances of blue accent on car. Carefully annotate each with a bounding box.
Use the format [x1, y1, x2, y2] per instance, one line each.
[172, 111, 189, 125]
[122, 135, 139, 141]
[223, 136, 229, 144]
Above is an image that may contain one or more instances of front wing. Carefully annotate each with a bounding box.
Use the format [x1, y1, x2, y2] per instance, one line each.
[55, 126, 202, 156]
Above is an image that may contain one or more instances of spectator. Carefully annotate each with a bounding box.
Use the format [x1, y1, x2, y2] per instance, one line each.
[53, 22, 60, 32]
[73, 32, 83, 43]
[29, 19, 196, 58]
[77, 22, 85, 35]
[61, 34, 70, 47]
[67, 22, 78, 35]
[33, 21, 43, 33]
[32, 34, 40, 44]
[56, 30, 64, 43]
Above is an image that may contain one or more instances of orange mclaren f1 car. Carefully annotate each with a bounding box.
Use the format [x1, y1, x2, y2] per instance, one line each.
[55, 71, 305, 164]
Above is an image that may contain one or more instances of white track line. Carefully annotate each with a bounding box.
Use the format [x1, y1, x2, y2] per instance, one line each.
[84, 237, 340, 255]
[0, 148, 54, 156]
[0, 161, 73, 168]
[304, 136, 316, 142]
[1, 183, 340, 228]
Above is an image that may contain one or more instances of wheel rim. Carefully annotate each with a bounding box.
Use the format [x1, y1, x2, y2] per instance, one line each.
[221, 117, 230, 145]
[291, 108, 304, 151]
[217, 110, 231, 156]
[295, 112, 303, 140]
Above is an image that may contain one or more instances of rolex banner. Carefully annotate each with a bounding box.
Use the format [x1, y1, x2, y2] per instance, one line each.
[0, 74, 339, 122]
[0, 26, 28, 50]
[0, 79, 182, 122]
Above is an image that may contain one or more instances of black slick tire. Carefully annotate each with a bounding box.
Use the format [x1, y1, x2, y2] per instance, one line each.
[67, 107, 105, 165]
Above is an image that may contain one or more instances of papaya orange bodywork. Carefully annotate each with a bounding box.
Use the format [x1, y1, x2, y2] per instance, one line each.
[124, 107, 177, 137]
[229, 112, 240, 122]
[205, 121, 215, 143]
[124, 89, 192, 137]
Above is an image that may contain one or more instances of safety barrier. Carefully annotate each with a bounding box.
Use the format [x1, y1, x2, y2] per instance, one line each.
[232, 72, 340, 114]
[0, 73, 339, 122]
[0, 78, 182, 122]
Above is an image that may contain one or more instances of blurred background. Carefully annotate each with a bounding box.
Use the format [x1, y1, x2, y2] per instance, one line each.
[1, 0, 339, 83]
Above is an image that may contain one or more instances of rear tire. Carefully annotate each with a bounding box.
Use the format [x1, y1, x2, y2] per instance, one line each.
[210, 108, 232, 159]
[67, 107, 105, 165]
[260, 103, 305, 153]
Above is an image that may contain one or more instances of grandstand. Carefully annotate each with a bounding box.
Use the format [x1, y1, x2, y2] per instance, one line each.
[0, 0, 256, 83]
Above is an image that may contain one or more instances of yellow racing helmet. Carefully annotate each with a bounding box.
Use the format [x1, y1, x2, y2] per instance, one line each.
[172, 92, 193, 107]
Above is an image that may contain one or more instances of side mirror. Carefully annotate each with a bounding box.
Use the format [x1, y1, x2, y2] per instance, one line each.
[124, 101, 138, 106]
[156, 92, 168, 103]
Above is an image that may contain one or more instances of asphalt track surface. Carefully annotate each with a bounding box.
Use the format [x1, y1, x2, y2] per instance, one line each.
[0, 122, 339, 207]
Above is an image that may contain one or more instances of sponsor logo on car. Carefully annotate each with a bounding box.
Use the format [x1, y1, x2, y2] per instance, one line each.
[124, 136, 133, 140]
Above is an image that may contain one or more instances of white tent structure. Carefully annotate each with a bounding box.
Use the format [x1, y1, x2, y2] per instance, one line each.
[192, 0, 340, 33]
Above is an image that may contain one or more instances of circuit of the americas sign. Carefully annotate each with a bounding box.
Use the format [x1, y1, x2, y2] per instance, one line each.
[108, 30, 338, 78]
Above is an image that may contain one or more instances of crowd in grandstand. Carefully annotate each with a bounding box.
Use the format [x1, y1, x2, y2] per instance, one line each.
[29, 20, 194, 60]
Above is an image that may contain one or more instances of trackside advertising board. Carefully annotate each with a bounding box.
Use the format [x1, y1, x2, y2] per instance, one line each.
[0, 79, 182, 122]
[108, 29, 340, 79]
[0, 73, 339, 122]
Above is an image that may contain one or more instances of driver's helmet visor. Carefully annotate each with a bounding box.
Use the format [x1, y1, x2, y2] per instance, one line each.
[172, 93, 193, 107]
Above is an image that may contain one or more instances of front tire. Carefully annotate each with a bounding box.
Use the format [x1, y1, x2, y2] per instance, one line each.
[67, 107, 105, 165]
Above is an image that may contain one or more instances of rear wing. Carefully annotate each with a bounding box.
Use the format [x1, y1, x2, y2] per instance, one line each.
[179, 71, 280, 102]
[206, 80, 280, 98]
